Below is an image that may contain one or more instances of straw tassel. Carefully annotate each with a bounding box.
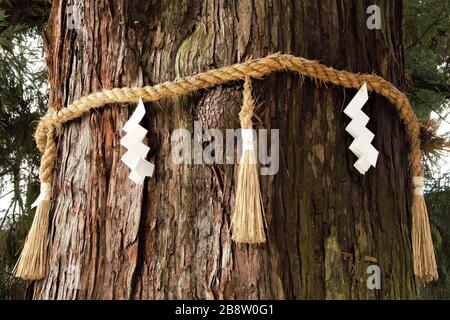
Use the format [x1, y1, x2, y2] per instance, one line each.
[412, 176, 438, 282]
[232, 77, 266, 244]
[14, 125, 56, 280]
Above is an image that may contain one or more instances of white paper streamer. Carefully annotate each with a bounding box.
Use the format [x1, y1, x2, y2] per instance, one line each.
[343, 83, 379, 175]
[120, 98, 155, 185]
[31, 183, 51, 208]
[413, 176, 424, 196]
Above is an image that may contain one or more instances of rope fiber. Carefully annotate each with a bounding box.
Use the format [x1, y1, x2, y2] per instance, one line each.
[22, 52, 435, 282]
[36, 53, 423, 178]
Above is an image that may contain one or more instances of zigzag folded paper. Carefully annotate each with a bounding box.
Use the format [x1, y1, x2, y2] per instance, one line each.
[120, 98, 155, 184]
[343, 83, 379, 175]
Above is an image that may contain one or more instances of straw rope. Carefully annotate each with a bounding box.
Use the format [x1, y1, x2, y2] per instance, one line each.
[35, 53, 423, 180]
[239, 77, 255, 130]
[232, 77, 266, 243]
[23, 52, 435, 282]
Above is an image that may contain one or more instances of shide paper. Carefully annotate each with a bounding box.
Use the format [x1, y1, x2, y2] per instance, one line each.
[120, 98, 155, 184]
[343, 83, 379, 175]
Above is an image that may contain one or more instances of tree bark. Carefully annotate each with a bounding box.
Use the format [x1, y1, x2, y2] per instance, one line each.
[33, 0, 417, 299]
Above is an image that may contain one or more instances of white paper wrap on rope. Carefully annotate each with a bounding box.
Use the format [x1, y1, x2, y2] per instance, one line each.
[343, 83, 379, 175]
[241, 129, 256, 151]
[31, 183, 51, 208]
[413, 176, 425, 196]
[120, 98, 155, 184]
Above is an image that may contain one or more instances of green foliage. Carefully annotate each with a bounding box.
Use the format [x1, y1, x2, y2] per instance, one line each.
[404, 0, 450, 119]
[0, 9, 46, 299]
[0, 8, 46, 217]
[405, 0, 450, 299]
[421, 174, 450, 299]
[0, 214, 33, 299]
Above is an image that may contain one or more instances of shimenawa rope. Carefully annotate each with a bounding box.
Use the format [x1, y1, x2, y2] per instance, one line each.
[16, 53, 437, 283]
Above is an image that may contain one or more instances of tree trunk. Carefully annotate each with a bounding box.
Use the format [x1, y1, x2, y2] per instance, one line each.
[33, 0, 417, 299]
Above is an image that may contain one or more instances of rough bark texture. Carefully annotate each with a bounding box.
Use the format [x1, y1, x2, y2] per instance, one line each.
[33, 0, 417, 299]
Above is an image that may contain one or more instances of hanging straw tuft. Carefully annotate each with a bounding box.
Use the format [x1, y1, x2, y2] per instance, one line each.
[232, 76, 266, 244]
[419, 119, 450, 165]
[412, 176, 438, 282]
[14, 125, 56, 280]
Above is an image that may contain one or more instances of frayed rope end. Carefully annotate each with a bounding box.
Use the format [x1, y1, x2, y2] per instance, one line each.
[232, 77, 266, 244]
[232, 148, 266, 244]
[14, 182, 51, 280]
[412, 176, 438, 283]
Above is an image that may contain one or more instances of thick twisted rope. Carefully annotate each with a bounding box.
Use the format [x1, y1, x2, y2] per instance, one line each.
[21, 52, 436, 282]
[35, 53, 422, 180]
[239, 76, 255, 130]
